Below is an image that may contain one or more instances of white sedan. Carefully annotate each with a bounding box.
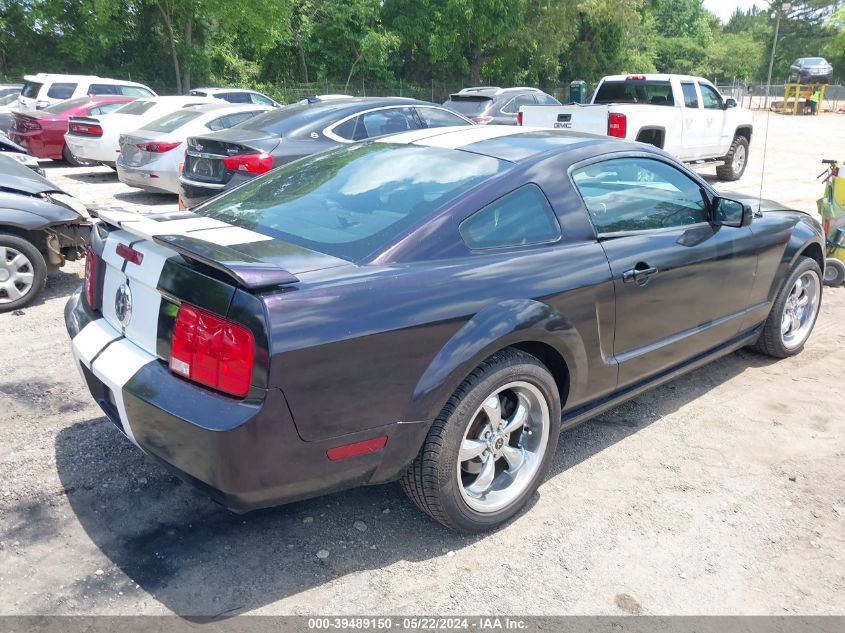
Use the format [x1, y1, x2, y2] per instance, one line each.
[116, 102, 273, 194]
[64, 96, 216, 168]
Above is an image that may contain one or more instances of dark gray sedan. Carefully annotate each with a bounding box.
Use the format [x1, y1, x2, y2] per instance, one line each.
[789, 57, 834, 84]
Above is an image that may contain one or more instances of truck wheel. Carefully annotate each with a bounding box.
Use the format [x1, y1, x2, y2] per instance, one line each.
[753, 256, 822, 358]
[716, 135, 749, 181]
[62, 144, 95, 167]
[823, 258, 845, 287]
[0, 233, 47, 312]
[400, 349, 561, 533]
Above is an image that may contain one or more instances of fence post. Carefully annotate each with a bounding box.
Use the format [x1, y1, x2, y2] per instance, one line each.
[431, 78, 434, 102]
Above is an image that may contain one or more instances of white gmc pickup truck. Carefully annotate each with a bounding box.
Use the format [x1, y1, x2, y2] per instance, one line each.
[519, 74, 754, 181]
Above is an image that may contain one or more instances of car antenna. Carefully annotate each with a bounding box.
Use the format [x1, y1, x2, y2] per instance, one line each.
[306, 95, 322, 104]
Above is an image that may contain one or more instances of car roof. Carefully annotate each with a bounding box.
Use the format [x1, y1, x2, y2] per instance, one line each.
[191, 87, 262, 94]
[22, 73, 150, 87]
[599, 73, 713, 83]
[374, 125, 644, 163]
[453, 86, 543, 97]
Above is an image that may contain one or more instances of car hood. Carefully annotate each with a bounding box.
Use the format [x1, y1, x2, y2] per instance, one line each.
[0, 152, 64, 195]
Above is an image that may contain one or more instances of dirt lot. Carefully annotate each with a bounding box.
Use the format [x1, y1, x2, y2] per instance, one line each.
[1, 112, 843, 616]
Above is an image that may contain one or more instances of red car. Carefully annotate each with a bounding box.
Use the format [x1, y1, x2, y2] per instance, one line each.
[9, 96, 134, 166]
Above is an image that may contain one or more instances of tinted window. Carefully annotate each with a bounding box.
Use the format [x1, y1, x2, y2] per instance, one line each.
[142, 109, 202, 132]
[21, 81, 43, 98]
[594, 80, 673, 105]
[699, 84, 722, 109]
[119, 86, 155, 97]
[460, 184, 560, 249]
[88, 102, 127, 116]
[250, 93, 275, 106]
[442, 96, 492, 116]
[195, 143, 508, 261]
[220, 92, 252, 104]
[42, 97, 91, 114]
[681, 82, 699, 108]
[115, 100, 155, 115]
[188, 90, 208, 97]
[89, 83, 118, 95]
[333, 107, 416, 140]
[536, 93, 561, 105]
[572, 158, 709, 234]
[46, 83, 77, 99]
[206, 110, 261, 131]
[235, 103, 327, 135]
[501, 94, 536, 114]
[416, 107, 469, 128]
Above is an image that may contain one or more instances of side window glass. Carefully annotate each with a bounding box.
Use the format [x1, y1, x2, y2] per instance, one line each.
[206, 116, 226, 131]
[89, 84, 117, 95]
[416, 107, 469, 128]
[460, 184, 561, 249]
[681, 82, 699, 108]
[221, 92, 251, 104]
[571, 158, 709, 234]
[120, 86, 154, 97]
[501, 94, 536, 114]
[699, 84, 723, 110]
[358, 108, 416, 138]
[332, 116, 365, 141]
[88, 103, 124, 116]
[47, 83, 77, 99]
[250, 93, 274, 106]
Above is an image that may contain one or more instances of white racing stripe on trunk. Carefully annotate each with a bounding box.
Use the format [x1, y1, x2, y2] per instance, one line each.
[410, 125, 532, 149]
[97, 209, 272, 246]
[185, 226, 272, 245]
[90, 338, 156, 446]
[71, 318, 123, 369]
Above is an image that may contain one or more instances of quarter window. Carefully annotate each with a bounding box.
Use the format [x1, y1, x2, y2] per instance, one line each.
[501, 94, 536, 115]
[250, 93, 275, 106]
[46, 83, 77, 99]
[416, 107, 469, 128]
[332, 107, 417, 141]
[572, 158, 709, 234]
[699, 84, 723, 110]
[460, 184, 560, 250]
[681, 82, 699, 108]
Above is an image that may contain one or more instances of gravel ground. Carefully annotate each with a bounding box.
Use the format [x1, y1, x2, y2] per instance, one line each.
[1, 112, 843, 616]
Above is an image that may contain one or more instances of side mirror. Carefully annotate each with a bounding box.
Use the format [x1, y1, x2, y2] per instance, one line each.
[712, 197, 752, 228]
[724, 98, 737, 109]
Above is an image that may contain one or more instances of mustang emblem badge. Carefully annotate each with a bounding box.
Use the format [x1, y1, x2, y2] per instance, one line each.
[115, 282, 132, 328]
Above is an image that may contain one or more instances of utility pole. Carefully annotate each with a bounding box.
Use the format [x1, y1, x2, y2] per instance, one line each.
[765, 2, 791, 110]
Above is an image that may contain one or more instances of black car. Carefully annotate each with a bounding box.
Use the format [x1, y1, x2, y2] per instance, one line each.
[68, 127, 824, 532]
[0, 153, 90, 311]
[178, 97, 473, 207]
[789, 57, 834, 84]
[443, 86, 560, 125]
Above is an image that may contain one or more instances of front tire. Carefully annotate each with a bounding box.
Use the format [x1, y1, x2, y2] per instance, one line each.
[754, 256, 822, 358]
[400, 349, 561, 533]
[0, 233, 47, 312]
[716, 135, 749, 181]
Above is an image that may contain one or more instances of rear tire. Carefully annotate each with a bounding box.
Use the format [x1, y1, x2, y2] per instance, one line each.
[400, 349, 561, 533]
[0, 233, 47, 312]
[62, 144, 94, 167]
[823, 258, 845, 287]
[716, 135, 749, 181]
[753, 256, 822, 358]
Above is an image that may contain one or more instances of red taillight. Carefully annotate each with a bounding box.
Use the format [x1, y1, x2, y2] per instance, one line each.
[169, 304, 254, 398]
[116, 242, 144, 265]
[136, 141, 180, 153]
[625, 75, 647, 80]
[83, 247, 99, 308]
[326, 436, 388, 461]
[69, 122, 103, 137]
[18, 117, 42, 131]
[516, 111, 523, 126]
[470, 116, 493, 125]
[608, 112, 627, 138]
[222, 152, 273, 174]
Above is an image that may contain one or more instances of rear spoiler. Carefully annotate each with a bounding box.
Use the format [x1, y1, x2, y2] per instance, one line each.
[154, 234, 299, 290]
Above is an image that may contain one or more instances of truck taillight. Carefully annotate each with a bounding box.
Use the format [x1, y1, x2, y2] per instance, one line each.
[516, 111, 523, 126]
[69, 122, 103, 137]
[169, 303, 254, 398]
[608, 112, 627, 138]
[222, 152, 273, 174]
[83, 247, 99, 309]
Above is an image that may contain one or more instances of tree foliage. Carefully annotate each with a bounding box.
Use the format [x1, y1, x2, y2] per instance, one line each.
[0, 0, 841, 95]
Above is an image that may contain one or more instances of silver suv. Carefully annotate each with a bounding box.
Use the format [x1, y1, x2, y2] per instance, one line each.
[443, 86, 560, 125]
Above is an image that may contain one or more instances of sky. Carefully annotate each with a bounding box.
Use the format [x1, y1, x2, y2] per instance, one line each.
[703, 0, 762, 22]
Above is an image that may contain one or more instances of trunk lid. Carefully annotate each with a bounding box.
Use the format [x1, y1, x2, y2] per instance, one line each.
[184, 132, 280, 185]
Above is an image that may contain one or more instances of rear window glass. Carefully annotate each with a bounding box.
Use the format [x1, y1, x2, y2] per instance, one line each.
[235, 103, 325, 135]
[443, 96, 492, 116]
[196, 143, 508, 261]
[594, 80, 674, 105]
[46, 83, 77, 99]
[0, 93, 18, 106]
[115, 100, 155, 115]
[21, 81, 43, 98]
[142, 109, 202, 132]
[42, 97, 90, 114]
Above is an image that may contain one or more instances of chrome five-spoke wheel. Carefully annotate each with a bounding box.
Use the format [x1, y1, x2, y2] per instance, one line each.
[780, 270, 820, 350]
[457, 381, 550, 514]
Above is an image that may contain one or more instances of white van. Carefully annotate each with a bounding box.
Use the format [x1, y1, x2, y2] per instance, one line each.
[18, 74, 157, 111]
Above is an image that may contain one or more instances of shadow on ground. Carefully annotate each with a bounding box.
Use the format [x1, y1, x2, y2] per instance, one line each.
[45, 347, 775, 617]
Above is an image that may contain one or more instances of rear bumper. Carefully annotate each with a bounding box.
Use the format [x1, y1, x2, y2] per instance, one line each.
[178, 172, 254, 208]
[64, 135, 116, 163]
[8, 131, 61, 160]
[65, 289, 427, 511]
[116, 159, 179, 194]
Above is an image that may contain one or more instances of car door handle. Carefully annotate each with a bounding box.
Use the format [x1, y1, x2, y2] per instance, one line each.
[622, 265, 658, 284]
